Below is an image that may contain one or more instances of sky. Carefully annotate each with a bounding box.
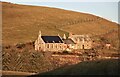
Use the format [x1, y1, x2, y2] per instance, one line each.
[1, 0, 120, 23]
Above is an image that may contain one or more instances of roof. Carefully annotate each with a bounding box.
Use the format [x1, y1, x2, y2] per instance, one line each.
[63, 39, 75, 44]
[69, 35, 91, 42]
[41, 36, 63, 43]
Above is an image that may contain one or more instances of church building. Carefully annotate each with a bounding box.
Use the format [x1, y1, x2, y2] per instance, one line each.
[35, 31, 66, 52]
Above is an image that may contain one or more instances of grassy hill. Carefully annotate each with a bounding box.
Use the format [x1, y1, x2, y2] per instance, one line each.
[33, 59, 119, 75]
[2, 2, 118, 45]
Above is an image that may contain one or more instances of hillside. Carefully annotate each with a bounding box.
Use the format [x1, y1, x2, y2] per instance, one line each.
[31, 59, 120, 75]
[2, 2, 118, 45]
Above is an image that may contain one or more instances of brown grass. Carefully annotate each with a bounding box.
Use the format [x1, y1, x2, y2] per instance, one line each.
[1, 70, 36, 75]
[2, 2, 118, 45]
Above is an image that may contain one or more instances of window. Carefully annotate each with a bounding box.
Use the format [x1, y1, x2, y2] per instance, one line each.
[59, 44, 62, 49]
[82, 45, 84, 49]
[47, 44, 49, 48]
[59, 44, 61, 48]
[51, 44, 53, 48]
[55, 44, 57, 48]
[39, 47, 41, 50]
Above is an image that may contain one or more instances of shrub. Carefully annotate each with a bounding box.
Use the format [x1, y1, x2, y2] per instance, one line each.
[63, 50, 69, 54]
[16, 43, 25, 49]
[5, 45, 11, 49]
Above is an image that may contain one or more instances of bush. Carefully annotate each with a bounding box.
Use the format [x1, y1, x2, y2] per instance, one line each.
[63, 50, 69, 54]
[5, 45, 11, 49]
[16, 43, 25, 49]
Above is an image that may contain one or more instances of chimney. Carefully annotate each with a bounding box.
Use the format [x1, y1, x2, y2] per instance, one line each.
[37, 30, 41, 43]
[69, 32, 73, 38]
[63, 34, 66, 39]
[77, 38, 80, 43]
[58, 34, 60, 36]
[39, 30, 41, 37]
[82, 38, 85, 43]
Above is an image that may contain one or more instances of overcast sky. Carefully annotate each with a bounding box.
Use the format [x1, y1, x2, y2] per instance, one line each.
[1, 0, 119, 23]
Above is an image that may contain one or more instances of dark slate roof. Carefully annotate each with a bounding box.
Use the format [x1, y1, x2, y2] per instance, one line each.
[63, 39, 75, 44]
[41, 36, 63, 43]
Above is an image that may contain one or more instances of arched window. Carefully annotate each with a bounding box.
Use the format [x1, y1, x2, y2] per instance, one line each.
[39, 47, 41, 50]
[59, 44, 62, 49]
[51, 44, 53, 48]
[82, 45, 84, 49]
[55, 44, 57, 48]
[47, 44, 49, 48]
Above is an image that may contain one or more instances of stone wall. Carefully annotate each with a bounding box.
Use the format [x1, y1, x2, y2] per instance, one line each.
[40, 43, 66, 52]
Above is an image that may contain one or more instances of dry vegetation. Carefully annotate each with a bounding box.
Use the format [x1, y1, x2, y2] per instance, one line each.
[1, 70, 35, 76]
[2, 46, 55, 73]
[2, 2, 118, 45]
[1, 2, 119, 76]
[2, 41, 119, 74]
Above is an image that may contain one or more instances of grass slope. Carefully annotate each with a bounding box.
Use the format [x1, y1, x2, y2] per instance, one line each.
[2, 2, 118, 45]
[34, 59, 120, 75]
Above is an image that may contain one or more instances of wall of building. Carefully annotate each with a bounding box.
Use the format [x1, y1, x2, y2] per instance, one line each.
[35, 32, 93, 51]
[68, 35, 93, 50]
[35, 35, 45, 51]
[39, 43, 67, 52]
